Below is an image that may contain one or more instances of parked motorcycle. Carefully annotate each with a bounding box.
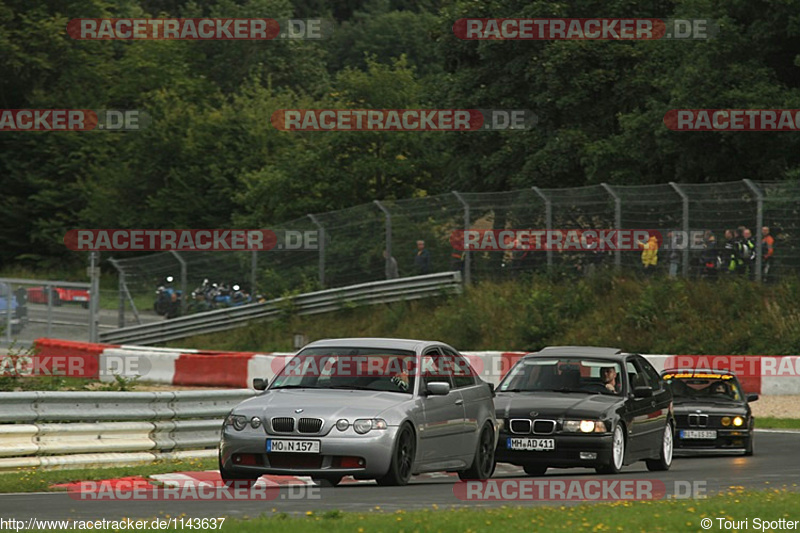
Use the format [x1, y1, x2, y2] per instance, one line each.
[154, 276, 182, 319]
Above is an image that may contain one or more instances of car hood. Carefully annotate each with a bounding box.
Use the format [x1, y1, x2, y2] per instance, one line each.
[672, 399, 747, 416]
[494, 391, 621, 420]
[235, 388, 410, 421]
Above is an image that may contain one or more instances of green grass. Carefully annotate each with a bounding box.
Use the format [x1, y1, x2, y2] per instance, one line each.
[174, 272, 800, 355]
[0, 457, 216, 493]
[758, 418, 800, 429]
[24, 489, 800, 532]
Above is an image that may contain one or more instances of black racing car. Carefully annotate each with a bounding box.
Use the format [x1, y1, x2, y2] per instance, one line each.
[660, 368, 756, 456]
[494, 347, 674, 475]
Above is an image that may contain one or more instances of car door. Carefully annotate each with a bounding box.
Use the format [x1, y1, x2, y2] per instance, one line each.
[623, 357, 652, 459]
[441, 346, 484, 458]
[634, 355, 671, 450]
[416, 347, 467, 464]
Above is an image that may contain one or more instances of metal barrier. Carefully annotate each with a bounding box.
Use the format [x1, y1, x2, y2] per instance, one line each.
[0, 389, 255, 470]
[99, 271, 462, 345]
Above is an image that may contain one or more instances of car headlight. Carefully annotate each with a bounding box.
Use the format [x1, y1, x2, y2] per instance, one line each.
[250, 416, 262, 429]
[353, 419, 388, 434]
[497, 419, 505, 431]
[733, 416, 744, 427]
[721, 417, 731, 426]
[336, 419, 350, 431]
[226, 414, 248, 431]
[564, 420, 607, 433]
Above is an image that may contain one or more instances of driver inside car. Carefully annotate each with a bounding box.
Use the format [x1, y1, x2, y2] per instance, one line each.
[600, 366, 621, 394]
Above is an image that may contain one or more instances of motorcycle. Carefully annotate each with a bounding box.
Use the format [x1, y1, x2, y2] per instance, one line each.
[154, 276, 182, 319]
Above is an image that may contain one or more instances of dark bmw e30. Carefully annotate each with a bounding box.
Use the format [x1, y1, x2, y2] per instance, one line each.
[494, 347, 675, 475]
[660, 368, 756, 456]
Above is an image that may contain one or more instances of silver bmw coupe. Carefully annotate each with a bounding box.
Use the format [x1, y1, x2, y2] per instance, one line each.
[219, 338, 497, 486]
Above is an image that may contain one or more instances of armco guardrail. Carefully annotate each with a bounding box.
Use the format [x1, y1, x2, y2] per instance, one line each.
[99, 271, 462, 346]
[0, 389, 255, 470]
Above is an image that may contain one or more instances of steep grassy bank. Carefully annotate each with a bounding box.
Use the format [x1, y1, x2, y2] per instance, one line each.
[175, 273, 800, 355]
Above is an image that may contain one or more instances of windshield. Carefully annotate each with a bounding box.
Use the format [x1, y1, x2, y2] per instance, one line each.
[270, 347, 417, 393]
[498, 357, 623, 395]
[662, 372, 743, 401]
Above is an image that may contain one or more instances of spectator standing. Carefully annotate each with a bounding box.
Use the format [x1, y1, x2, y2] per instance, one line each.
[414, 240, 431, 275]
[722, 229, 739, 274]
[700, 230, 718, 279]
[639, 234, 659, 275]
[762, 226, 775, 280]
[383, 250, 399, 279]
[742, 228, 756, 277]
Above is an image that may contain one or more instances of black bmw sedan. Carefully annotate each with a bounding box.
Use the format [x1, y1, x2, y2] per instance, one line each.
[494, 347, 674, 475]
[660, 368, 756, 456]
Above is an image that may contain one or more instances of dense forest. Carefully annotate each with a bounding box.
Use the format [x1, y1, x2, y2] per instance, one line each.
[3, 0, 800, 269]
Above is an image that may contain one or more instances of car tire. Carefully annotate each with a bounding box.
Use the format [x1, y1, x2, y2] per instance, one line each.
[376, 423, 416, 487]
[312, 476, 344, 487]
[596, 424, 625, 474]
[523, 465, 547, 476]
[458, 422, 495, 481]
[219, 456, 259, 489]
[646, 421, 674, 471]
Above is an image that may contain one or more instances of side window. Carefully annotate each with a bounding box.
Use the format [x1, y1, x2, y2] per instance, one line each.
[422, 348, 454, 389]
[441, 346, 476, 389]
[636, 357, 663, 391]
[626, 360, 644, 391]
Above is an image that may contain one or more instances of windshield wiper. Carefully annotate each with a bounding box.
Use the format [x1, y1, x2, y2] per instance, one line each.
[545, 388, 587, 394]
[270, 385, 322, 390]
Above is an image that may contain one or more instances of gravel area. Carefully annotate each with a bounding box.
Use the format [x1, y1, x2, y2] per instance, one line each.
[750, 395, 800, 419]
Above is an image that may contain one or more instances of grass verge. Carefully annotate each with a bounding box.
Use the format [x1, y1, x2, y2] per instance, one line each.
[25, 489, 800, 532]
[0, 457, 216, 493]
[758, 417, 800, 429]
[175, 272, 800, 355]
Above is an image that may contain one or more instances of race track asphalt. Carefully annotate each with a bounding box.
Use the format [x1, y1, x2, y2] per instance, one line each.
[0, 430, 797, 521]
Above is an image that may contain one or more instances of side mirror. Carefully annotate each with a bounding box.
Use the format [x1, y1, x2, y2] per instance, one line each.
[633, 386, 653, 398]
[252, 378, 268, 391]
[426, 381, 451, 396]
[487, 382, 496, 397]
[747, 394, 759, 402]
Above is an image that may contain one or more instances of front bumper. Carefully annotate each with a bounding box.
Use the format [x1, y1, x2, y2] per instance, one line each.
[673, 427, 752, 455]
[494, 431, 614, 468]
[220, 425, 400, 479]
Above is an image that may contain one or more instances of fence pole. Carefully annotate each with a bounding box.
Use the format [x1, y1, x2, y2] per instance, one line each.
[532, 187, 552, 269]
[452, 191, 471, 285]
[251, 250, 258, 296]
[373, 201, 393, 281]
[601, 184, 622, 270]
[670, 182, 690, 278]
[169, 251, 187, 316]
[743, 179, 764, 282]
[88, 252, 100, 343]
[308, 214, 325, 288]
[45, 282, 53, 338]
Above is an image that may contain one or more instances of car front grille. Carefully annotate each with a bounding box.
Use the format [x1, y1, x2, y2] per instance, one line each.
[688, 414, 709, 428]
[271, 417, 295, 433]
[509, 419, 532, 434]
[532, 420, 556, 435]
[298, 418, 323, 434]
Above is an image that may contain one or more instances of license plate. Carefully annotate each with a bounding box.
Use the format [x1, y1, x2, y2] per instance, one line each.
[266, 439, 320, 453]
[680, 430, 717, 440]
[73, 296, 88, 301]
[507, 438, 555, 451]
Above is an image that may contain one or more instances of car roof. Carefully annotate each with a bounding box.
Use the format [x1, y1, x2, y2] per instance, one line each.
[301, 337, 443, 352]
[661, 368, 739, 377]
[524, 346, 625, 361]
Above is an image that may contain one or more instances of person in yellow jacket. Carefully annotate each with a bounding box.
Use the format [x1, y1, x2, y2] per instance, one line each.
[638, 234, 659, 275]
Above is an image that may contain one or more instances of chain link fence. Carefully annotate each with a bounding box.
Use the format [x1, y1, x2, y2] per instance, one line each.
[106, 179, 799, 323]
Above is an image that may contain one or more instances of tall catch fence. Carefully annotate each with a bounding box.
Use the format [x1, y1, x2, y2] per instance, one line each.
[106, 179, 799, 323]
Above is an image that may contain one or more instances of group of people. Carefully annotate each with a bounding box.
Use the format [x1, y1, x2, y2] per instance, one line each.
[382, 240, 432, 280]
[686, 226, 775, 280]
